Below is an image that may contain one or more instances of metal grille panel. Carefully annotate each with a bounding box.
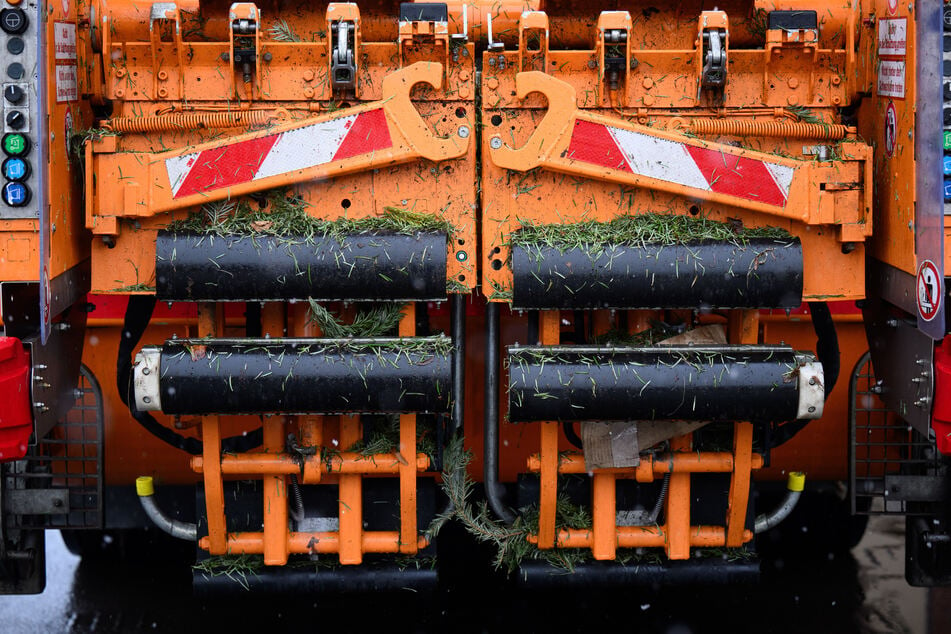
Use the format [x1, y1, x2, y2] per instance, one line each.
[850, 351, 939, 514]
[3, 364, 103, 530]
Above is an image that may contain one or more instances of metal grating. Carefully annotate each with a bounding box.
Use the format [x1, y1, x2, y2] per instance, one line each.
[3, 364, 103, 530]
[850, 351, 939, 515]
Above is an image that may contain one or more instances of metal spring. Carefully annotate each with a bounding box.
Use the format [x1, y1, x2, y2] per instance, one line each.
[104, 110, 275, 133]
[288, 474, 305, 524]
[689, 118, 851, 140]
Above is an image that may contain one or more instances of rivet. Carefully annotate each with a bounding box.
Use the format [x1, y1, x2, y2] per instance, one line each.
[456, 251, 468, 261]
[458, 126, 470, 138]
[490, 136, 503, 149]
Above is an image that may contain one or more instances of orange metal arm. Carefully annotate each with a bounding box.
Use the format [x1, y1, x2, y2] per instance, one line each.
[87, 62, 467, 233]
[489, 71, 872, 242]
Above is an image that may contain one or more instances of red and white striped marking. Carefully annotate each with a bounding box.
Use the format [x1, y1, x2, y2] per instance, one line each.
[565, 120, 793, 207]
[166, 109, 393, 198]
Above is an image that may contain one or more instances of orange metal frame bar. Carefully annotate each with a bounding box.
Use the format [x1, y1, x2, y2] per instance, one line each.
[86, 62, 467, 230]
[193, 303, 426, 562]
[489, 71, 872, 241]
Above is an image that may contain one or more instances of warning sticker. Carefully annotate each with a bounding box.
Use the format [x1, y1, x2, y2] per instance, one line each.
[877, 60, 905, 99]
[886, 0, 898, 16]
[883, 101, 897, 157]
[53, 22, 76, 61]
[55, 65, 78, 103]
[878, 18, 907, 56]
[917, 260, 942, 322]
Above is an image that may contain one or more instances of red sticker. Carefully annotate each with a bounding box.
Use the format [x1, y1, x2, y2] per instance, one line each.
[886, 0, 898, 16]
[917, 260, 942, 322]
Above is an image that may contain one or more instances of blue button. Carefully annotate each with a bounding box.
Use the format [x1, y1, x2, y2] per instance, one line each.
[2, 157, 28, 181]
[2, 181, 29, 206]
[944, 156, 951, 176]
[945, 180, 951, 201]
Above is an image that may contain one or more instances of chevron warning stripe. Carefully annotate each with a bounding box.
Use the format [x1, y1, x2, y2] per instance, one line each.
[166, 109, 393, 198]
[565, 120, 793, 207]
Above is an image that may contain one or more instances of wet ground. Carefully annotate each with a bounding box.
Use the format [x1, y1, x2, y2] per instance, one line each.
[0, 516, 947, 633]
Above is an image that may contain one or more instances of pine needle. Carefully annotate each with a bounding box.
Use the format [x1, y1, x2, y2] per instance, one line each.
[268, 19, 302, 42]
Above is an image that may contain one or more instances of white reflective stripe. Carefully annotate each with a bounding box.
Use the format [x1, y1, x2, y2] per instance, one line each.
[253, 114, 358, 180]
[166, 153, 198, 196]
[764, 162, 795, 199]
[608, 127, 711, 191]
[796, 361, 825, 419]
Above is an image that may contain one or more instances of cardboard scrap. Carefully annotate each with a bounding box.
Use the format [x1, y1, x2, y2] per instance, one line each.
[581, 324, 727, 470]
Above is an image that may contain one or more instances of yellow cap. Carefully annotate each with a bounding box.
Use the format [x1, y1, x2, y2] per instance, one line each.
[787, 471, 806, 492]
[136, 476, 155, 497]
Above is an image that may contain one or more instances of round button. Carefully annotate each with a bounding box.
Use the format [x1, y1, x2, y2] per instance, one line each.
[2, 133, 28, 156]
[2, 156, 28, 181]
[4, 84, 24, 105]
[5, 110, 25, 130]
[6, 62, 24, 80]
[2, 181, 30, 207]
[0, 8, 27, 35]
[6, 37, 24, 55]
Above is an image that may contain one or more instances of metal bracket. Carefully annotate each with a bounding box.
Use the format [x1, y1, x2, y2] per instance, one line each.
[327, 3, 361, 97]
[596, 12, 632, 99]
[698, 11, 729, 97]
[148, 3, 185, 100]
[228, 3, 261, 95]
[2, 489, 69, 515]
[517, 12, 549, 73]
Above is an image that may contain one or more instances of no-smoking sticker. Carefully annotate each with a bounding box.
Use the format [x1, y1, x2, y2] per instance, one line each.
[884, 101, 897, 158]
[917, 260, 942, 322]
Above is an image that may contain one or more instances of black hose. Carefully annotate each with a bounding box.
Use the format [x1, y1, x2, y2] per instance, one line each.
[768, 301, 840, 448]
[563, 422, 583, 450]
[484, 302, 515, 524]
[117, 295, 262, 455]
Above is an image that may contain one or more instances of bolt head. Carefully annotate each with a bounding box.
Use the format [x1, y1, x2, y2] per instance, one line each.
[458, 126, 470, 138]
[489, 137, 503, 149]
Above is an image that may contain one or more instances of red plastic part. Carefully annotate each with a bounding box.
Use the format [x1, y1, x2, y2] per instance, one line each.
[932, 338, 951, 456]
[0, 337, 32, 461]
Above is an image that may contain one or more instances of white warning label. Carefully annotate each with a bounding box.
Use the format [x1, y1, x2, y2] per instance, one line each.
[877, 60, 905, 99]
[53, 22, 77, 61]
[878, 18, 907, 57]
[55, 65, 78, 102]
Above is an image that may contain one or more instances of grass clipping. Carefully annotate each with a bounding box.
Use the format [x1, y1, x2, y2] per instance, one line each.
[168, 192, 455, 242]
[430, 436, 592, 573]
[511, 213, 792, 259]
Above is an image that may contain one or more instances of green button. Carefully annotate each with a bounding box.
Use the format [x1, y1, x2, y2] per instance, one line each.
[945, 130, 951, 151]
[2, 133, 27, 157]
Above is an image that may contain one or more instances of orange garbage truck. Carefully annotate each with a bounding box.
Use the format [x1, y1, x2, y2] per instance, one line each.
[0, 0, 948, 593]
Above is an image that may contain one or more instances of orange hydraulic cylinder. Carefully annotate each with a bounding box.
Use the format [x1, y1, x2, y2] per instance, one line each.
[201, 531, 430, 555]
[190, 453, 430, 477]
[531, 526, 754, 549]
[526, 452, 765, 475]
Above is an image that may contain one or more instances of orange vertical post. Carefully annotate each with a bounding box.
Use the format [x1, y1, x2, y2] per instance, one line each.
[665, 434, 692, 560]
[197, 303, 227, 554]
[725, 309, 758, 547]
[537, 309, 560, 550]
[398, 304, 418, 554]
[261, 303, 289, 565]
[592, 471, 617, 560]
[338, 414, 363, 564]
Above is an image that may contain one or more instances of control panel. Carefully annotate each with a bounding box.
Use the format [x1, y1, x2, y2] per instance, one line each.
[1, 0, 39, 218]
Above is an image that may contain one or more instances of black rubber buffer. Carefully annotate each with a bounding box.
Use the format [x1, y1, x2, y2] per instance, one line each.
[516, 558, 759, 588]
[511, 239, 802, 310]
[155, 338, 451, 415]
[155, 231, 447, 302]
[193, 562, 437, 596]
[507, 345, 811, 423]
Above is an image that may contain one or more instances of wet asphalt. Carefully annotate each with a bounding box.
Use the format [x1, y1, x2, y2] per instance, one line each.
[0, 516, 946, 633]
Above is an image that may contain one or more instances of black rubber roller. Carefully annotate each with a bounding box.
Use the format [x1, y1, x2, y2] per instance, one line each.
[507, 345, 823, 423]
[134, 337, 452, 415]
[510, 238, 803, 310]
[155, 231, 448, 302]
